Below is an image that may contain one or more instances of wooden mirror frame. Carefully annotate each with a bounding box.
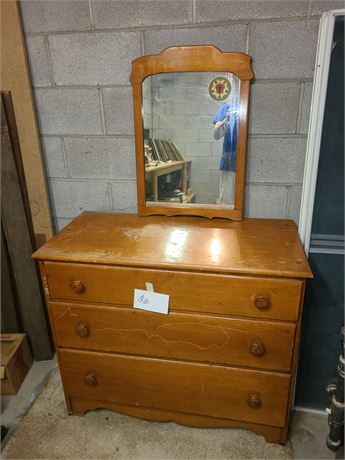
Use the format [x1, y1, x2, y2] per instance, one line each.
[130, 45, 254, 220]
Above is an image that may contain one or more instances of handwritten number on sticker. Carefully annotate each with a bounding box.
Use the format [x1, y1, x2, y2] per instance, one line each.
[138, 294, 149, 304]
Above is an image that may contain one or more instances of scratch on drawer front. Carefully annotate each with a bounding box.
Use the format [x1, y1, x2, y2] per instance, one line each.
[94, 322, 232, 351]
[54, 306, 77, 322]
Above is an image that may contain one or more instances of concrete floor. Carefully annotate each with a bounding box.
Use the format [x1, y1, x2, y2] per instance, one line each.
[1, 356, 57, 439]
[1, 358, 344, 459]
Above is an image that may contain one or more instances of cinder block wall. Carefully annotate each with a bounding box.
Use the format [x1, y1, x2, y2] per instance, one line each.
[20, 0, 343, 231]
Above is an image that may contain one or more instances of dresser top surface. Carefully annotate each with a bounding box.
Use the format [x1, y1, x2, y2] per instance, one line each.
[33, 212, 312, 279]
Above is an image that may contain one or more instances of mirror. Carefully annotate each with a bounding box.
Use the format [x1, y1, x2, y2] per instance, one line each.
[130, 46, 254, 220]
[143, 71, 241, 208]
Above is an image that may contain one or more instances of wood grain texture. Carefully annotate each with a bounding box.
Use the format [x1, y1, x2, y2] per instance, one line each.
[280, 282, 307, 443]
[51, 302, 295, 371]
[59, 349, 290, 428]
[45, 262, 303, 321]
[33, 212, 313, 279]
[34, 212, 312, 444]
[130, 46, 254, 220]
[69, 396, 284, 443]
[1, 230, 19, 332]
[130, 46, 254, 83]
[0, 0, 52, 243]
[1, 94, 52, 359]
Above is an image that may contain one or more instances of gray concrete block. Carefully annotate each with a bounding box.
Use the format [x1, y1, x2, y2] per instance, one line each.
[249, 20, 319, 79]
[198, 127, 215, 142]
[48, 179, 112, 218]
[25, 36, 51, 87]
[49, 32, 141, 85]
[159, 115, 186, 129]
[143, 113, 153, 129]
[153, 85, 203, 102]
[188, 155, 219, 170]
[102, 87, 134, 135]
[35, 89, 103, 135]
[199, 98, 219, 116]
[41, 137, 67, 178]
[191, 169, 211, 183]
[196, 194, 214, 205]
[142, 80, 152, 101]
[244, 184, 288, 218]
[143, 99, 152, 114]
[310, 1, 345, 16]
[64, 137, 136, 180]
[144, 24, 247, 55]
[185, 143, 212, 156]
[212, 142, 224, 157]
[186, 115, 213, 129]
[175, 142, 187, 154]
[92, 0, 193, 29]
[300, 82, 313, 134]
[246, 137, 307, 183]
[152, 72, 212, 89]
[152, 128, 198, 142]
[20, 0, 91, 33]
[287, 185, 303, 224]
[55, 218, 72, 231]
[192, 180, 219, 195]
[111, 181, 137, 212]
[195, 0, 309, 22]
[210, 170, 221, 183]
[249, 82, 300, 134]
[164, 101, 200, 116]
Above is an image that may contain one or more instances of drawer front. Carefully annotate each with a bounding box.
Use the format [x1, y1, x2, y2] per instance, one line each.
[59, 349, 291, 427]
[51, 302, 295, 371]
[45, 262, 303, 321]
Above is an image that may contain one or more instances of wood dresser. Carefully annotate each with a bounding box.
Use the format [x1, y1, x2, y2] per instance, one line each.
[33, 211, 312, 444]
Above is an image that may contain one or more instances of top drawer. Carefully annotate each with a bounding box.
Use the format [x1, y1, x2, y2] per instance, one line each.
[44, 262, 303, 321]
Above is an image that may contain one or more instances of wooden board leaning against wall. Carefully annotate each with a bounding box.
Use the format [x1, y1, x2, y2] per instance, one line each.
[1, 92, 53, 359]
[0, 0, 53, 247]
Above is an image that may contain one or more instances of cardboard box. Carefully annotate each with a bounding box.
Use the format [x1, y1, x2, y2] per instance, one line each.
[1, 334, 33, 394]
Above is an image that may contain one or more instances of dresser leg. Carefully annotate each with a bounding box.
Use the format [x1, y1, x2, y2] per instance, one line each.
[257, 427, 285, 444]
[276, 417, 292, 445]
[64, 395, 74, 416]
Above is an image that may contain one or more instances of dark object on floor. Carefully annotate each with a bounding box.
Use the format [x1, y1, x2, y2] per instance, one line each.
[326, 326, 345, 451]
[1, 425, 8, 442]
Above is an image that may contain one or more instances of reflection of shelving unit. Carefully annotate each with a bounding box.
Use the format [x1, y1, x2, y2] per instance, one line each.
[145, 160, 192, 202]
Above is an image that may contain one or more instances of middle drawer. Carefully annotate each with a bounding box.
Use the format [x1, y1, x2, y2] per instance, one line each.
[50, 302, 295, 371]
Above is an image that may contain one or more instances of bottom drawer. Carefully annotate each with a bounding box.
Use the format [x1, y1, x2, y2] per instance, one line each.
[59, 349, 291, 427]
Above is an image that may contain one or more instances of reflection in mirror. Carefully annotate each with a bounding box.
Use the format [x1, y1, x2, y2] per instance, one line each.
[142, 72, 240, 209]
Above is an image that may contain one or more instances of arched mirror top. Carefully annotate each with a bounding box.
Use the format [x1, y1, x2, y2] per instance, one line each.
[130, 45, 254, 220]
[130, 46, 254, 83]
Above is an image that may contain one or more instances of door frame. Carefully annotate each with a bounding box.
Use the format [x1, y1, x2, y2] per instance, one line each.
[294, 9, 344, 415]
[298, 9, 345, 253]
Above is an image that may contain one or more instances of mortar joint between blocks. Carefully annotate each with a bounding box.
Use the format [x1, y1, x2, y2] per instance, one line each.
[88, 0, 95, 30]
[60, 137, 71, 179]
[296, 82, 305, 134]
[44, 35, 55, 87]
[98, 88, 107, 135]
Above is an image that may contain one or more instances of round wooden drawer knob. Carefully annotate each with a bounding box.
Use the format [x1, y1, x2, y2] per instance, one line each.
[254, 295, 270, 310]
[84, 374, 97, 387]
[75, 323, 89, 338]
[70, 279, 85, 294]
[247, 394, 261, 409]
[249, 339, 265, 357]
